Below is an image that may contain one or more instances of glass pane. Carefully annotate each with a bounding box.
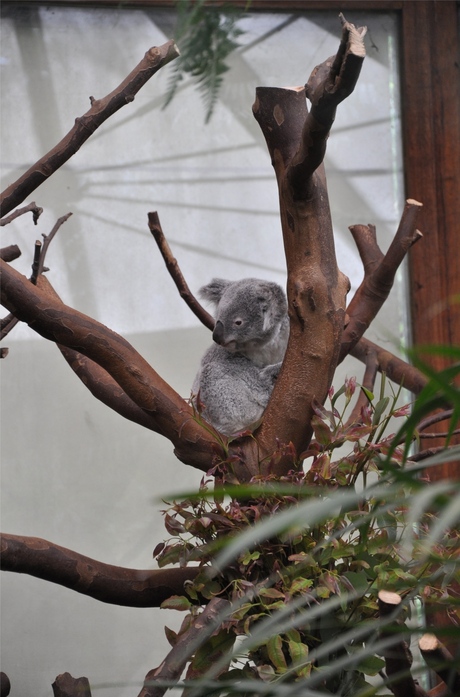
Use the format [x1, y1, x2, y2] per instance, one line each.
[1, 5, 404, 693]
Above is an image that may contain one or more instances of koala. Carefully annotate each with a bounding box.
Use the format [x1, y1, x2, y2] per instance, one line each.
[193, 278, 289, 436]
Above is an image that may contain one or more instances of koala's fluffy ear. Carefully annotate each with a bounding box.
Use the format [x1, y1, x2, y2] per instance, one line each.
[260, 282, 287, 331]
[199, 278, 232, 306]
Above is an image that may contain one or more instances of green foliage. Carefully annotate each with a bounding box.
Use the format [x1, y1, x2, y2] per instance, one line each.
[164, 0, 246, 122]
[155, 363, 460, 695]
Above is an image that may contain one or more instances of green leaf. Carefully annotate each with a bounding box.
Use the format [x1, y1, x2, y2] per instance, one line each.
[287, 637, 309, 666]
[355, 653, 386, 676]
[372, 397, 390, 425]
[259, 587, 286, 599]
[267, 634, 287, 672]
[160, 595, 192, 611]
[186, 629, 236, 679]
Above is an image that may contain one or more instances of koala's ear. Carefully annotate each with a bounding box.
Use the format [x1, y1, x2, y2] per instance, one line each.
[199, 278, 232, 306]
[262, 283, 287, 331]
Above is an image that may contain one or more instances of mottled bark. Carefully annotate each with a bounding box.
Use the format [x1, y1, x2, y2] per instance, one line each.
[0, 260, 221, 471]
[1, 534, 199, 608]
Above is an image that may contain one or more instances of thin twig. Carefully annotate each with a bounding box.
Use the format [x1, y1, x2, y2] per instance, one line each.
[148, 211, 214, 330]
[0, 201, 43, 226]
[38, 212, 73, 276]
[0, 213, 72, 341]
[344, 344, 379, 427]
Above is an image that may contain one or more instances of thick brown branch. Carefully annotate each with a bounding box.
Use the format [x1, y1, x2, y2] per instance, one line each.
[287, 14, 367, 191]
[0, 673, 11, 697]
[340, 200, 423, 362]
[0, 245, 21, 262]
[0, 260, 221, 471]
[251, 85, 349, 473]
[0, 41, 179, 217]
[148, 212, 214, 331]
[52, 673, 92, 697]
[0, 533, 200, 608]
[34, 275, 163, 432]
[139, 597, 230, 697]
[351, 337, 428, 395]
[419, 633, 460, 696]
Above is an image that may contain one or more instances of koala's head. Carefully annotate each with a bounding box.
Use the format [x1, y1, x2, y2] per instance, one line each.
[199, 278, 287, 354]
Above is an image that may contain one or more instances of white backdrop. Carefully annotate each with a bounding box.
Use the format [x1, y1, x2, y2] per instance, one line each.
[1, 6, 405, 694]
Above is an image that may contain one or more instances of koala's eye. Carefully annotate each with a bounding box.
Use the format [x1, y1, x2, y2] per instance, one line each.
[234, 318, 243, 326]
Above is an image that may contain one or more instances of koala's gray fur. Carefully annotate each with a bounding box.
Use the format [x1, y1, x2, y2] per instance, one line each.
[193, 278, 289, 436]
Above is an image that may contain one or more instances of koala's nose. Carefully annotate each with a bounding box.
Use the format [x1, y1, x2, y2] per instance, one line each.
[213, 320, 225, 345]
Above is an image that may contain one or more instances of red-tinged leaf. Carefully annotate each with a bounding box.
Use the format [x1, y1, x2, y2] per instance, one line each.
[319, 571, 340, 594]
[153, 541, 165, 558]
[341, 423, 373, 441]
[156, 544, 183, 568]
[311, 416, 333, 446]
[164, 513, 185, 535]
[319, 453, 331, 479]
[160, 595, 192, 611]
[206, 512, 236, 527]
[198, 516, 213, 528]
[164, 625, 178, 647]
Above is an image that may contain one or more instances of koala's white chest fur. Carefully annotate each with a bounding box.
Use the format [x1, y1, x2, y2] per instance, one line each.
[193, 278, 289, 436]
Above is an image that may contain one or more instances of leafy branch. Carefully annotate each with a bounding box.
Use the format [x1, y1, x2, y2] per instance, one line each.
[164, 0, 247, 122]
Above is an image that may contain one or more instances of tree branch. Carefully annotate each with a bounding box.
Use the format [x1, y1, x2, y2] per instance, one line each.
[0, 201, 43, 226]
[0, 41, 179, 218]
[0, 260, 222, 471]
[419, 633, 460, 696]
[138, 597, 230, 697]
[0, 533, 200, 608]
[52, 673, 92, 697]
[340, 200, 423, 361]
[351, 337, 428, 395]
[287, 14, 367, 192]
[0, 245, 21, 262]
[148, 212, 214, 331]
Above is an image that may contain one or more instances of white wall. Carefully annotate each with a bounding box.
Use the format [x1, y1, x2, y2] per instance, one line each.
[1, 6, 405, 694]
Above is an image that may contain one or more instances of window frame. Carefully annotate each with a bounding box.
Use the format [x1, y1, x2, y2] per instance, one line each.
[4, 0, 460, 478]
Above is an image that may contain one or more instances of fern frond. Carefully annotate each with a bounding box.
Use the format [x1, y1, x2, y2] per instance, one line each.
[163, 0, 246, 122]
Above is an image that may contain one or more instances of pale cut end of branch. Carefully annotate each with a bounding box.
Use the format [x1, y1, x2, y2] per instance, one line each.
[378, 589, 402, 608]
[419, 633, 439, 651]
[339, 13, 367, 58]
[339, 13, 367, 57]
